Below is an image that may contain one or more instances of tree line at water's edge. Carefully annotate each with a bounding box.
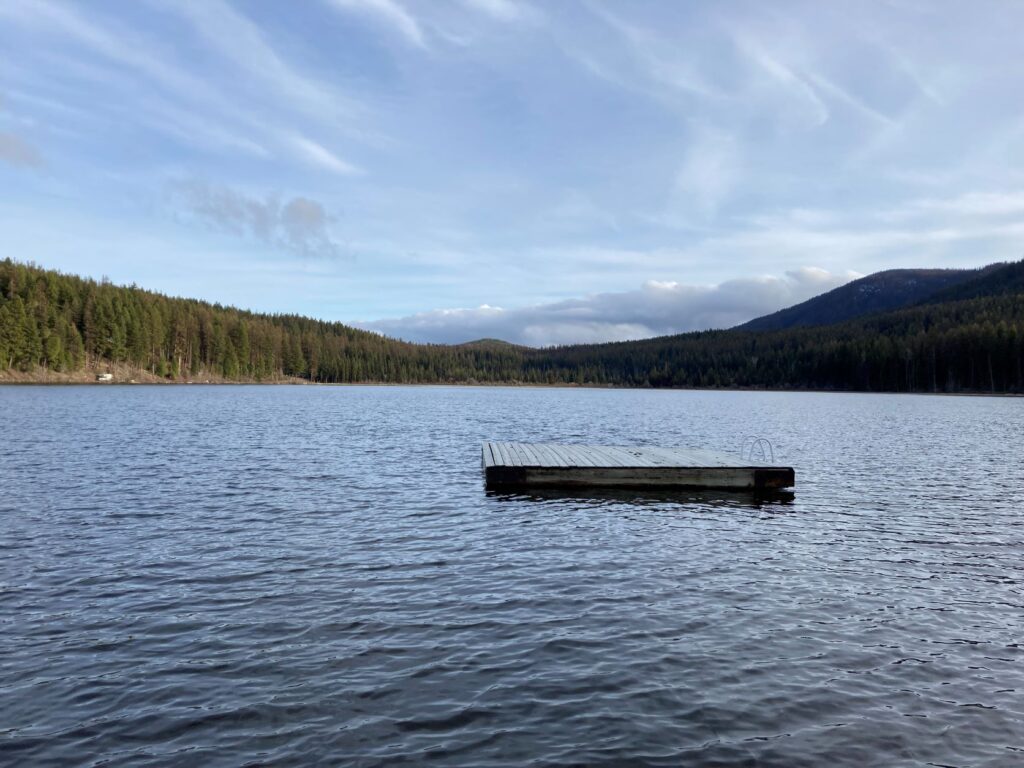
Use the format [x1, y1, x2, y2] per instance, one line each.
[2, 258, 1024, 393]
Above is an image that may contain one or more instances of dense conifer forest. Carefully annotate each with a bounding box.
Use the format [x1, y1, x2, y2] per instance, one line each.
[2, 258, 1023, 393]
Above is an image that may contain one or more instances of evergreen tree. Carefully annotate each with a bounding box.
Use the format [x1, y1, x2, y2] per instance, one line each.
[1, 257, 1023, 393]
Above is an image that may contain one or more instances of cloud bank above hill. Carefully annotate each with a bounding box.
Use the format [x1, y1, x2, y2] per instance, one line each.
[359, 267, 860, 346]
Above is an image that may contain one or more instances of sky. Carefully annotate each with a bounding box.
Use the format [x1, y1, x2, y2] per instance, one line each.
[2, 0, 1024, 346]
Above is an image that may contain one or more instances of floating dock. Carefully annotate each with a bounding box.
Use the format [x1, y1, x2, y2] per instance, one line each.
[482, 442, 794, 491]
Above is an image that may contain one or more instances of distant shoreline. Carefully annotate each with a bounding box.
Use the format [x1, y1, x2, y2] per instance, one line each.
[5, 260, 1023, 398]
[1, 373, 1019, 398]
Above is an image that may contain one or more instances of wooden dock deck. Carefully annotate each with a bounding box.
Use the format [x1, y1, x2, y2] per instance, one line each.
[482, 442, 794, 491]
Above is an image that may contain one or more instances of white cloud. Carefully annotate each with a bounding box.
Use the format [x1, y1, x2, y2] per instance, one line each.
[328, 0, 426, 48]
[458, 0, 534, 22]
[289, 135, 362, 176]
[4, 0, 1023, 328]
[670, 129, 740, 219]
[359, 268, 858, 346]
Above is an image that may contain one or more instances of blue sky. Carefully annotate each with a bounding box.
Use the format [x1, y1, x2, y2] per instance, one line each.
[2, 1, 1023, 345]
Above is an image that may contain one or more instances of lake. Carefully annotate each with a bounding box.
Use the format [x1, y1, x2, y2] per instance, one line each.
[2, 385, 1022, 766]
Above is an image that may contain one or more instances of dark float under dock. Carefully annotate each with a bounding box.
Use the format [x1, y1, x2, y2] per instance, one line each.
[482, 441, 795, 491]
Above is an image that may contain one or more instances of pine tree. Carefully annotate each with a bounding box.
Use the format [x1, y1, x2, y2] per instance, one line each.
[44, 333, 64, 371]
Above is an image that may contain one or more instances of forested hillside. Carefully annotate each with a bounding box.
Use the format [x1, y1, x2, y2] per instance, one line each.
[737, 267, 990, 331]
[922, 259, 1024, 304]
[525, 291, 1024, 392]
[0, 259, 517, 383]
[2, 258, 1023, 393]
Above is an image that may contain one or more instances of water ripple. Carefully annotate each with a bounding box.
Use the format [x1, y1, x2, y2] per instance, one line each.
[1, 386, 1023, 766]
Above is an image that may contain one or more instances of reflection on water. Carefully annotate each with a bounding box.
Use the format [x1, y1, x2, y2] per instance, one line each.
[1, 385, 1022, 767]
[488, 486, 797, 509]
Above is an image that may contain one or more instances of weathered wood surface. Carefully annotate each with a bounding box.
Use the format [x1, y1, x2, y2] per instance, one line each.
[482, 441, 794, 490]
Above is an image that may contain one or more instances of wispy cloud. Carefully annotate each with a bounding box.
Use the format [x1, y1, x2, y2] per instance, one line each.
[161, 0, 363, 122]
[669, 128, 740, 220]
[804, 72, 894, 127]
[708, 196, 1024, 270]
[889, 191, 1024, 219]
[587, 4, 720, 100]
[137, 98, 270, 158]
[360, 267, 858, 346]
[289, 135, 362, 176]
[168, 180, 347, 259]
[458, 0, 538, 23]
[3, 0, 370, 167]
[327, 0, 426, 48]
[730, 30, 829, 128]
[3, 0, 1022, 335]
[0, 0, 218, 106]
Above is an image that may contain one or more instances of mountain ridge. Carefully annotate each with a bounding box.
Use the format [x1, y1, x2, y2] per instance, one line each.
[736, 266, 997, 331]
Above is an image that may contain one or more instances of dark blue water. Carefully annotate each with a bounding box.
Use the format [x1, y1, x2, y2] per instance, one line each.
[2, 386, 1023, 766]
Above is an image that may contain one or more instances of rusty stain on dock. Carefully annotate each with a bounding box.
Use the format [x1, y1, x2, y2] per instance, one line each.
[482, 442, 794, 491]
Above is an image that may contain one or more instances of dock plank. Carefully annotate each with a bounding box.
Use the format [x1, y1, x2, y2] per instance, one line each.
[491, 442, 504, 467]
[515, 442, 540, 466]
[494, 441, 514, 467]
[578, 445, 627, 467]
[583, 445, 632, 467]
[502, 442, 521, 466]
[487, 441, 502, 465]
[618, 446, 667, 467]
[532, 443, 568, 468]
[612, 446, 660, 467]
[543, 443, 578, 467]
[515, 442, 543, 466]
[559, 444, 589, 467]
[644, 446, 703, 467]
[559, 445, 597, 467]
[504, 442, 525, 467]
[506, 442, 526, 465]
